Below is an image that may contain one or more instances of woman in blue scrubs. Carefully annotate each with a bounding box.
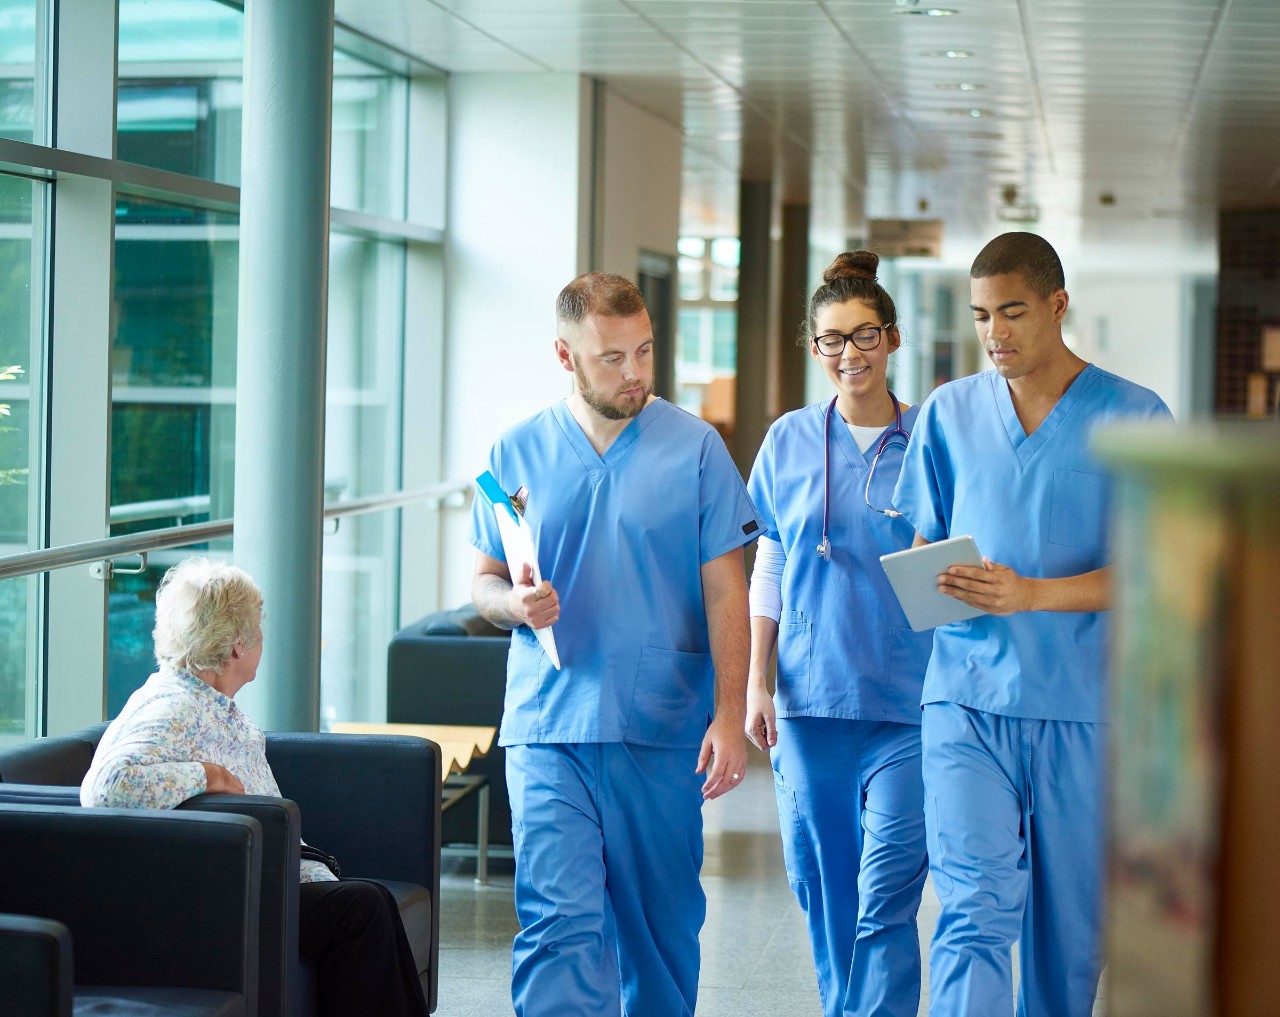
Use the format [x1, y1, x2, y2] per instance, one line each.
[746, 250, 931, 1017]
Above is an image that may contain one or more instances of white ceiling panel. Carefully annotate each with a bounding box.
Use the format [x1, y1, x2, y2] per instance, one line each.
[334, 0, 1273, 252]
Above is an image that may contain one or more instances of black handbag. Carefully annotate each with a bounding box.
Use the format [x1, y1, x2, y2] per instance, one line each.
[300, 843, 342, 877]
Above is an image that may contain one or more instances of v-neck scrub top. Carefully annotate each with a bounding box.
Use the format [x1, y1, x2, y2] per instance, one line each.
[892, 365, 1172, 723]
[469, 398, 763, 749]
[747, 401, 932, 725]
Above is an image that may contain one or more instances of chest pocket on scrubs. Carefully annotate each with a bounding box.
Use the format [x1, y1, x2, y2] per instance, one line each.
[626, 645, 713, 746]
[775, 612, 812, 707]
[1047, 469, 1109, 552]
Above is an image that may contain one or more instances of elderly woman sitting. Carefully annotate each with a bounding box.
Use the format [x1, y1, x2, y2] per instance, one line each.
[82, 558, 428, 1017]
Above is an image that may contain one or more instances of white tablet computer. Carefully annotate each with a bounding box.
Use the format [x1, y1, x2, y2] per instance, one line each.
[880, 535, 988, 632]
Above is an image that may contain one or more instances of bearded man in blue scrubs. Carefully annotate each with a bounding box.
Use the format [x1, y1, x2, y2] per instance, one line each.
[469, 271, 762, 1017]
[893, 233, 1172, 1017]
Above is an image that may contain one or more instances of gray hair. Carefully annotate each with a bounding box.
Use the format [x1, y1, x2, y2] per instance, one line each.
[153, 558, 263, 675]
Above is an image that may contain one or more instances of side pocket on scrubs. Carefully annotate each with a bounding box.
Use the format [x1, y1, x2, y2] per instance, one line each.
[1047, 469, 1109, 552]
[926, 795, 954, 900]
[625, 645, 713, 746]
[775, 612, 813, 708]
[772, 770, 820, 886]
[510, 818, 545, 922]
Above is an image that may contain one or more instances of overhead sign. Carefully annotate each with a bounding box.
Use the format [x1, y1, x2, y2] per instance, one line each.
[868, 218, 943, 258]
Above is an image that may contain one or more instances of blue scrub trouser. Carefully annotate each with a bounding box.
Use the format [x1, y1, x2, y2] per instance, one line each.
[505, 742, 705, 1017]
[772, 717, 928, 1017]
[922, 703, 1105, 1017]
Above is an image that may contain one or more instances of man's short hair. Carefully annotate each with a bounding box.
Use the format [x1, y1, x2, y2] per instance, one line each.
[153, 558, 263, 675]
[556, 272, 647, 333]
[970, 232, 1065, 299]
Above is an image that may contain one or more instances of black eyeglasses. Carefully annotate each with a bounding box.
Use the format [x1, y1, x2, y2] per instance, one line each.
[812, 324, 894, 356]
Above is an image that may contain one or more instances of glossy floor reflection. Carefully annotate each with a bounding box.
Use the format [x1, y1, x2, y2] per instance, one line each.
[433, 748, 942, 1016]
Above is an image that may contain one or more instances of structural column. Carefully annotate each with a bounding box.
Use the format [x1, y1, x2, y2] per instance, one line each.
[233, 0, 334, 731]
[774, 202, 811, 417]
[732, 180, 774, 476]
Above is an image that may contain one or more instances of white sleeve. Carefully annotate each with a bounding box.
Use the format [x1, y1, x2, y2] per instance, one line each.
[748, 536, 785, 622]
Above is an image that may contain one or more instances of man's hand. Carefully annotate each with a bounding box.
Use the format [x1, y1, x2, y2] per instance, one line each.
[745, 683, 777, 751]
[696, 713, 748, 800]
[201, 761, 245, 794]
[938, 558, 1035, 615]
[507, 562, 559, 630]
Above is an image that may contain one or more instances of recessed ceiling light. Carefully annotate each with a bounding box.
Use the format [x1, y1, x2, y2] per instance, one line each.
[925, 50, 972, 58]
[998, 205, 1040, 223]
[948, 108, 990, 118]
[935, 82, 984, 91]
[895, 8, 959, 15]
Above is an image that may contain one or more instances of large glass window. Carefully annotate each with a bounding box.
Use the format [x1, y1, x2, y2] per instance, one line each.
[331, 51, 408, 219]
[107, 197, 238, 712]
[117, 0, 244, 184]
[110, 0, 249, 714]
[0, 0, 43, 145]
[5, 4, 430, 733]
[320, 49, 419, 727]
[117, 0, 410, 222]
[111, 197, 239, 531]
[0, 172, 46, 741]
[321, 233, 406, 724]
[676, 235, 739, 433]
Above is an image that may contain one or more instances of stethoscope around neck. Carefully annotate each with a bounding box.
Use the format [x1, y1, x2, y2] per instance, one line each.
[817, 392, 911, 561]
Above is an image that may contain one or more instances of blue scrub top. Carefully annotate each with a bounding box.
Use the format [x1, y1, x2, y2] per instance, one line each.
[469, 398, 763, 749]
[893, 365, 1172, 722]
[748, 400, 932, 725]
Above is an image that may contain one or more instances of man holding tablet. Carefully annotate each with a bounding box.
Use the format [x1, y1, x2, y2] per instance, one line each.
[892, 232, 1171, 1017]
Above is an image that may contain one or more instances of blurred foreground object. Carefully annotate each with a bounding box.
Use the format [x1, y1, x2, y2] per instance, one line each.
[1095, 421, 1280, 1017]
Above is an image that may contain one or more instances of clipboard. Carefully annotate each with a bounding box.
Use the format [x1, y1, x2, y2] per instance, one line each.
[879, 534, 989, 632]
[475, 471, 562, 669]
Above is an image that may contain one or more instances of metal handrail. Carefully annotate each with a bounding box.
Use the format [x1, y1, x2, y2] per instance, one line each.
[321, 483, 470, 521]
[0, 480, 472, 582]
[109, 494, 213, 525]
[0, 520, 234, 581]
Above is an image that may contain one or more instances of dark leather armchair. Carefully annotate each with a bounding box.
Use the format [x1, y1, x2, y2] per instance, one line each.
[388, 606, 512, 849]
[0, 726, 443, 1016]
[0, 803, 262, 1016]
[0, 914, 72, 1017]
[263, 732, 442, 1013]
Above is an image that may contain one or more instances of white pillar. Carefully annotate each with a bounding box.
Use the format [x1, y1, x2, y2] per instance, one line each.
[233, 0, 334, 731]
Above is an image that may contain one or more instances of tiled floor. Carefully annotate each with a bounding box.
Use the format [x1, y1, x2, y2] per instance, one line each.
[432, 749, 941, 1016]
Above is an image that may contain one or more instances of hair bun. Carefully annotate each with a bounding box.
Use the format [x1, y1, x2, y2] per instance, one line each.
[822, 250, 879, 285]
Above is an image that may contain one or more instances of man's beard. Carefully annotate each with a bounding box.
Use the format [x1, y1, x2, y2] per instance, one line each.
[573, 357, 652, 420]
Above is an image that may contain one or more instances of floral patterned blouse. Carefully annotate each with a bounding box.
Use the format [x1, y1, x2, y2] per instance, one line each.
[81, 667, 336, 883]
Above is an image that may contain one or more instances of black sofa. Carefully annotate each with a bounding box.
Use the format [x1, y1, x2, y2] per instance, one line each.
[0, 802, 263, 1016]
[0, 724, 443, 1015]
[388, 606, 512, 850]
